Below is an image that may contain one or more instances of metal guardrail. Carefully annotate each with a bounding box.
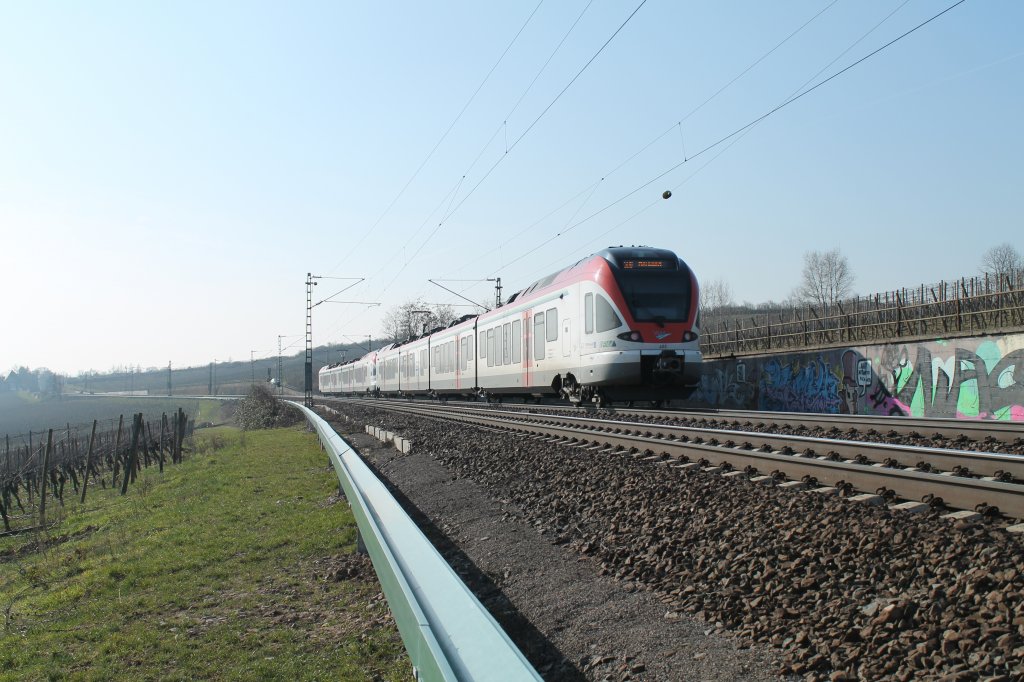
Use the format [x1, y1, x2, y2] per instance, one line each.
[291, 402, 542, 682]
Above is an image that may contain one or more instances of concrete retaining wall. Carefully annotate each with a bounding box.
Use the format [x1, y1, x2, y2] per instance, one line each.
[688, 333, 1024, 421]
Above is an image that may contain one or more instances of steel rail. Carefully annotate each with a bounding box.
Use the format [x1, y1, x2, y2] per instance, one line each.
[336, 398, 1024, 480]
[485, 409, 1024, 481]
[512, 403, 1024, 444]
[338, 399, 1024, 519]
[667, 408, 1024, 443]
[338, 396, 1024, 444]
[292, 402, 541, 682]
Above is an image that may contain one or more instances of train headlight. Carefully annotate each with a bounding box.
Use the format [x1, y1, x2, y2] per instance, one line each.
[617, 331, 643, 342]
[682, 331, 698, 342]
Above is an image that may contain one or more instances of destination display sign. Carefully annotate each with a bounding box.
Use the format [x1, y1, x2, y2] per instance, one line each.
[622, 259, 675, 270]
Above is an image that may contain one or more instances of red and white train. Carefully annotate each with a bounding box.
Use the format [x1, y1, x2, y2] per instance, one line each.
[319, 246, 701, 406]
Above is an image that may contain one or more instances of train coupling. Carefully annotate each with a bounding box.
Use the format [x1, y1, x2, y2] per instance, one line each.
[645, 350, 700, 386]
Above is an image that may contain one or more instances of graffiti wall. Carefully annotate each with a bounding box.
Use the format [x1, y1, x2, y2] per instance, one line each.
[690, 334, 1024, 421]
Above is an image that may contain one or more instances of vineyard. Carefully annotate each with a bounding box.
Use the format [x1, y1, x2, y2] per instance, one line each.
[1, 409, 194, 533]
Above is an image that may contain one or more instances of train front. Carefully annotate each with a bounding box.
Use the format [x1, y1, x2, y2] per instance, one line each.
[589, 246, 702, 401]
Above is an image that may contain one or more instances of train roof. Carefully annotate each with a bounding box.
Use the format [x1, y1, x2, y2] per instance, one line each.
[510, 245, 682, 302]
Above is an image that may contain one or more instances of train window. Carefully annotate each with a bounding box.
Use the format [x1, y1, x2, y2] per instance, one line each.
[595, 295, 623, 332]
[493, 326, 501, 366]
[468, 334, 474, 363]
[487, 329, 495, 367]
[512, 319, 521, 363]
[545, 308, 558, 342]
[460, 337, 468, 371]
[502, 322, 511, 365]
[534, 313, 545, 361]
[585, 293, 594, 334]
[479, 331, 486, 359]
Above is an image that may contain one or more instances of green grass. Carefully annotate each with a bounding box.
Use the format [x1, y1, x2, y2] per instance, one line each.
[0, 426, 410, 681]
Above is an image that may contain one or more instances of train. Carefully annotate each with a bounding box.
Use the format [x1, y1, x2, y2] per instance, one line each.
[319, 246, 701, 406]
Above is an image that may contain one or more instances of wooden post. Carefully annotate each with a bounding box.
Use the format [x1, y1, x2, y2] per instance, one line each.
[896, 292, 903, 337]
[122, 414, 141, 495]
[143, 420, 154, 469]
[39, 429, 53, 527]
[175, 408, 186, 463]
[111, 415, 124, 487]
[27, 431, 34, 505]
[80, 420, 98, 503]
[158, 414, 166, 472]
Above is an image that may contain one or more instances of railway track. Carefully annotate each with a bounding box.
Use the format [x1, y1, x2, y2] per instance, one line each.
[439, 399, 1024, 447]
[321, 398, 1024, 680]
[326, 397, 1024, 521]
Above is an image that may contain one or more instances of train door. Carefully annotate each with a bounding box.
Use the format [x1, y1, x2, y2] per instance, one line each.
[522, 310, 532, 388]
[455, 334, 462, 390]
[562, 318, 571, 357]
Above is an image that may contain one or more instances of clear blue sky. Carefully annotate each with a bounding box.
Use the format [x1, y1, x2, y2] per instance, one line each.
[1, 0, 1021, 375]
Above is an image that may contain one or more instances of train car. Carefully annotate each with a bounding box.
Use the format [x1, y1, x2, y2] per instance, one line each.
[319, 245, 701, 406]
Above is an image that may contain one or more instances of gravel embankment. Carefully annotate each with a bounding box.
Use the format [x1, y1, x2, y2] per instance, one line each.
[328, 403, 1024, 681]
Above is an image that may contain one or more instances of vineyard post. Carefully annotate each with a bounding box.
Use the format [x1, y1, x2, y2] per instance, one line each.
[143, 420, 154, 469]
[38, 429, 53, 527]
[27, 431, 33, 505]
[158, 414, 166, 472]
[111, 415, 124, 488]
[176, 408, 186, 463]
[122, 414, 141, 494]
[80, 420, 98, 503]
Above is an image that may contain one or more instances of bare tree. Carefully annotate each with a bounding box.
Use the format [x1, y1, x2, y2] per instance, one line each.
[980, 243, 1023, 285]
[380, 299, 463, 343]
[793, 248, 854, 311]
[699, 278, 733, 315]
[698, 278, 733, 330]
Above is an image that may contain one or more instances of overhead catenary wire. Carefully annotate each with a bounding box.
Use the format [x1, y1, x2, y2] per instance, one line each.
[489, 0, 968, 278]
[457, 0, 597, 185]
[446, 0, 844, 277]
[321, 0, 969, 345]
[324, 1, 546, 277]
[369, 0, 631, 301]
[433, 0, 649, 232]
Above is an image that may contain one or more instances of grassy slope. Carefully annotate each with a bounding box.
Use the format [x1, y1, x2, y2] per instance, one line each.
[0, 426, 410, 681]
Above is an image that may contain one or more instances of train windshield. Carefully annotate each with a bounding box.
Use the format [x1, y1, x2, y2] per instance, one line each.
[612, 268, 692, 323]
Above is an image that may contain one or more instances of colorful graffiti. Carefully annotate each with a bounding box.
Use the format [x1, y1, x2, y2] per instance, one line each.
[759, 358, 841, 414]
[875, 341, 1024, 420]
[695, 364, 755, 408]
[691, 334, 1024, 421]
